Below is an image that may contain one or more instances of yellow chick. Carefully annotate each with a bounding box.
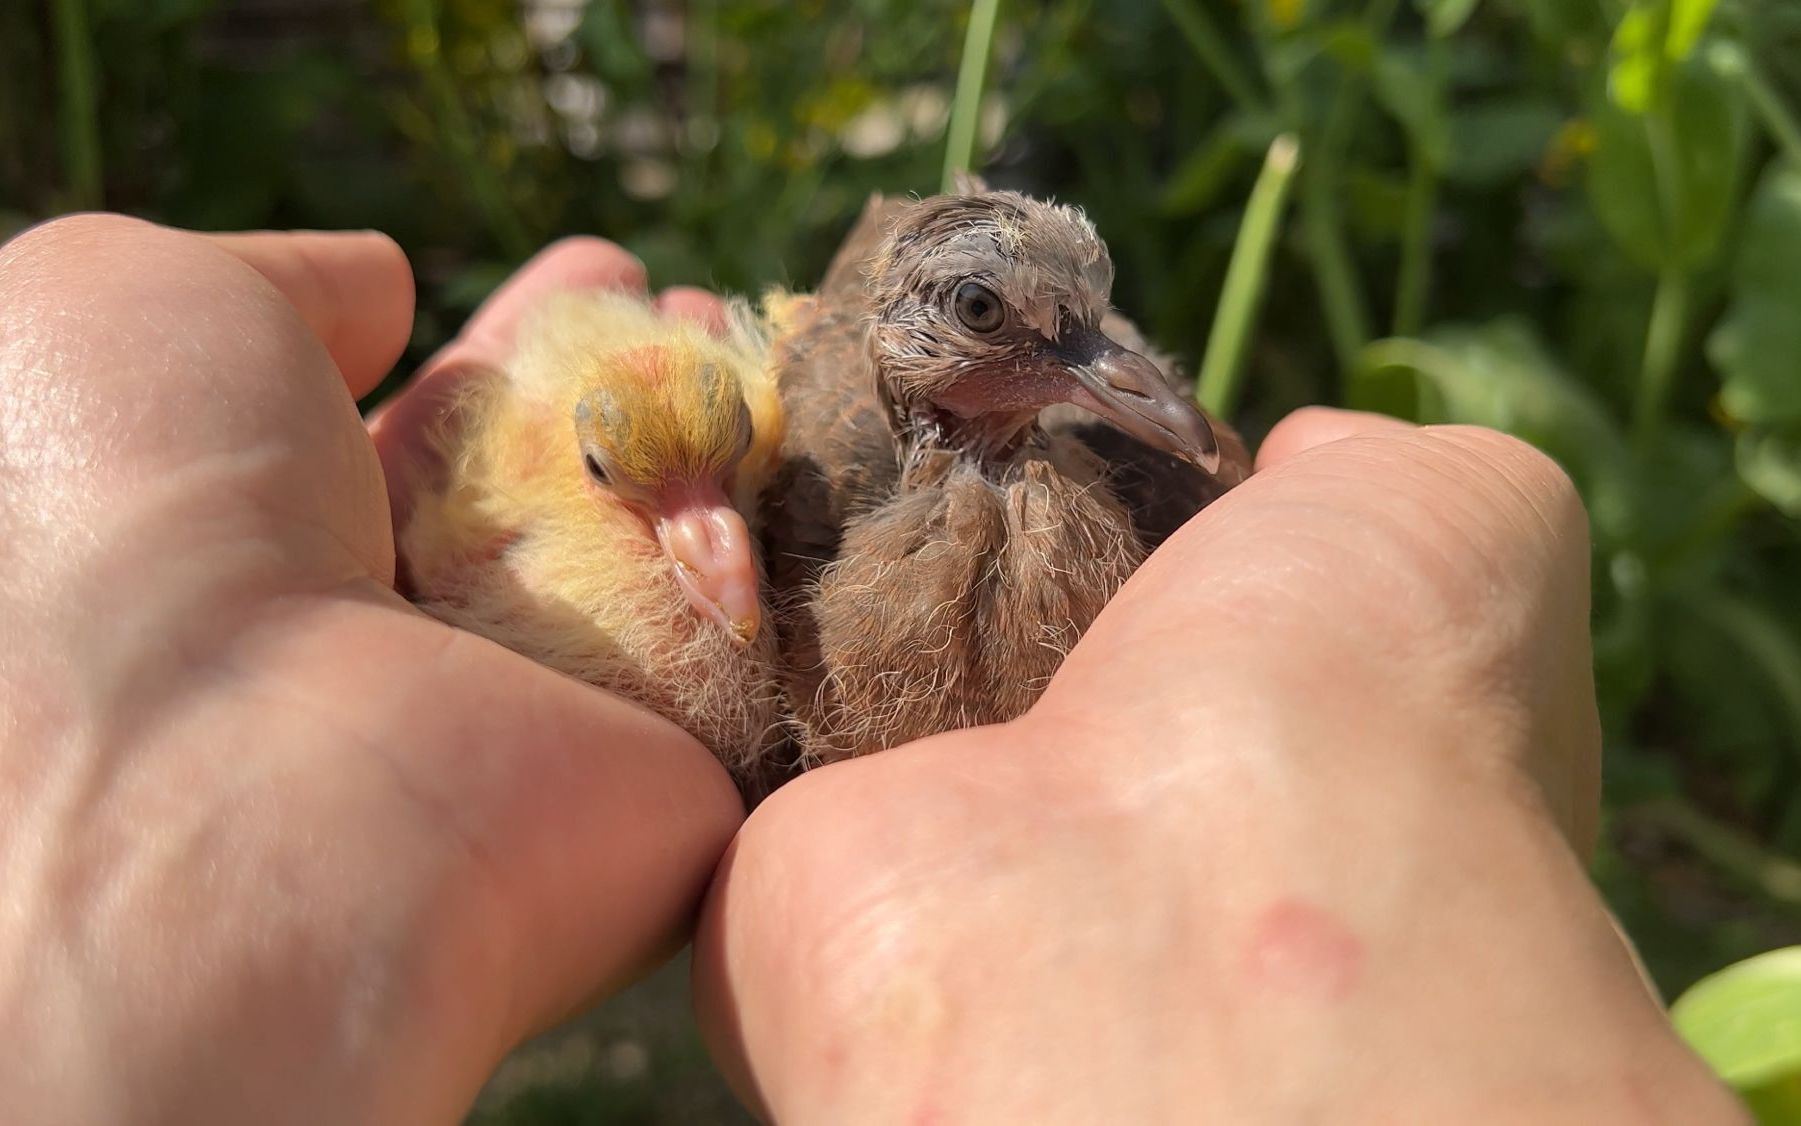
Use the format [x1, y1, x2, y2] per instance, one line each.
[400, 290, 785, 780]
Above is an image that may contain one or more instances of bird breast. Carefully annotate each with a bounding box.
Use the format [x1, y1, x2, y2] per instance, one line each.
[798, 440, 1143, 761]
[405, 485, 781, 778]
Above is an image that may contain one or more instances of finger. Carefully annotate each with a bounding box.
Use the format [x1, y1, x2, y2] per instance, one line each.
[425, 236, 649, 383]
[1254, 406, 1414, 471]
[367, 237, 648, 525]
[1041, 423, 1600, 846]
[318, 602, 744, 1045]
[655, 286, 729, 336]
[205, 230, 415, 400]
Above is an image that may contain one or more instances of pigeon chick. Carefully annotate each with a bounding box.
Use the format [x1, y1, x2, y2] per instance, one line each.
[763, 188, 1251, 764]
[400, 290, 784, 782]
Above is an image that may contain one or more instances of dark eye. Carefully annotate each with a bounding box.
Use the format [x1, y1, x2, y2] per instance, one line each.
[582, 452, 609, 484]
[954, 281, 1005, 334]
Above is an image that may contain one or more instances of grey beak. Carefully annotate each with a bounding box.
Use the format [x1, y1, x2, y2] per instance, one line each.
[1056, 326, 1221, 473]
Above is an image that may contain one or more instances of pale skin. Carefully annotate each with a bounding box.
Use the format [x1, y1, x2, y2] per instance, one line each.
[0, 216, 1742, 1124]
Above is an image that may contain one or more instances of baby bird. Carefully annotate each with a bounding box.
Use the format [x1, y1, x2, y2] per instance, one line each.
[763, 187, 1251, 764]
[400, 291, 784, 782]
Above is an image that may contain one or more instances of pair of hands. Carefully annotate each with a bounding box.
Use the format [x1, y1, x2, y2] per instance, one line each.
[0, 218, 1737, 1124]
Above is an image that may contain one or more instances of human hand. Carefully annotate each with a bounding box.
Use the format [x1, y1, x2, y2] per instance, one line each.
[695, 409, 1744, 1124]
[0, 217, 741, 1124]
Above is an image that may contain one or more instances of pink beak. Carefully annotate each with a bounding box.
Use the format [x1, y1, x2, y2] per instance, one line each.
[651, 480, 762, 646]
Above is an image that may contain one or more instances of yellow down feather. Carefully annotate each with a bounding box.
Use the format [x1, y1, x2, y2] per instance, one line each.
[400, 290, 784, 775]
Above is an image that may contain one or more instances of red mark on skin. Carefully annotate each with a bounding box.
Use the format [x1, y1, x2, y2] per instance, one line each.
[1242, 899, 1363, 1001]
[910, 1101, 945, 1126]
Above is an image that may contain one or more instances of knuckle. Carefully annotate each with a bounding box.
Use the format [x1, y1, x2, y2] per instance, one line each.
[1425, 425, 1588, 543]
[4, 212, 163, 270]
[538, 235, 647, 290]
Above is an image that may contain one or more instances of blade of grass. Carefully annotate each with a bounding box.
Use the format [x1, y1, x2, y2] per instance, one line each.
[1631, 99, 1690, 451]
[943, 0, 1003, 192]
[1393, 37, 1449, 338]
[1628, 800, 1801, 908]
[1197, 134, 1301, 417]
[51, 0, 101, 209]
[1263, 0, 1396, 376]
[1714, 43, 1801, 167]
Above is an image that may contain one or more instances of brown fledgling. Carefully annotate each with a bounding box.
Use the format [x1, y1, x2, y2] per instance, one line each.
[400, 291, 785, 783]
[763, 186, 1251, 764]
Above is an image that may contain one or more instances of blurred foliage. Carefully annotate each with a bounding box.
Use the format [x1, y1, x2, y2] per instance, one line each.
[7, 0, 1801, 1120]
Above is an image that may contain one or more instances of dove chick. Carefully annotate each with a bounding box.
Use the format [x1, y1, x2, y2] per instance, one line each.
[763, 188, 1251, 764]
[400, 290, 783, 781]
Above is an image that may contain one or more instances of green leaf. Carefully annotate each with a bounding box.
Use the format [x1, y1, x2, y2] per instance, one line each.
[1374, 48, 1448, 168]
[1669, 0, 1722, 60]
[1609, 7, 1663, 114]
[1672, 946, 1801, 1116]
[1587, 53, 1748, 272]
[1737, 430, 1801, 517]
[1415, 0, 1478, 39]
[1710, 165, 1801, 426]
[1445, 97, 1562, 185]
[1350, 320, 1634, 532]
[1607, 0, 1723, 113]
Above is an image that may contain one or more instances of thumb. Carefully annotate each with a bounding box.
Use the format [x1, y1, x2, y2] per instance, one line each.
[1039, 415, 1600, 851]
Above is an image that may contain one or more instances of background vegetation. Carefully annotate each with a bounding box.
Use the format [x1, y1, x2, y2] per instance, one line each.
[6, 0, 1801, 1120]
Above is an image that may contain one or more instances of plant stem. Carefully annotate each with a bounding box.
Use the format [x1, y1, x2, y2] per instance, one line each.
[1274, 0, 1395, 375]
[1299, 165, 1368, 374]
[1197, 135, 1301, 418]
[1393, 37, 1447, 338]
[50, 0, 102, 209]
[1630, 97, 1691, 451]
[1393, 148, 1438, 338]
[1634, 266, 1689, 448]
[1738, 52, 1801, 167]
[1156, 0, 1269, 118]
[943, 0, 1002, 191]
[1629, 800, 1801, 908]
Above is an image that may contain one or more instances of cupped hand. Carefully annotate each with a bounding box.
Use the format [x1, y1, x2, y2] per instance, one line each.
[0, 217, 740, 1124]
[695, 409, 1743, 1124]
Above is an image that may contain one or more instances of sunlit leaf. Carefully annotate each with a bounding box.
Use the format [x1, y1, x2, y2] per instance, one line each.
[1737, 430, 1801, 517]
[1414, 0, 1478, 39]
[1609, 7, 1662, 113]
[1669, 0, 1723, 60]
[1587, 53, 1748, 272]
[1673, 946, 1801, 1120]
[1710, 165, 1801, 426]
[1607, 0, 1723, 113]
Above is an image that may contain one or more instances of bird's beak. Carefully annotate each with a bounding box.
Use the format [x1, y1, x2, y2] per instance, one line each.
[651, 480, 761, 646]
[1057, 325, 1221, 473]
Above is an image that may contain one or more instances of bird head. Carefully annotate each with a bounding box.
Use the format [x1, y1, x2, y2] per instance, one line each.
[866, 190, 1219, 472]
[572, 340, 763, 646]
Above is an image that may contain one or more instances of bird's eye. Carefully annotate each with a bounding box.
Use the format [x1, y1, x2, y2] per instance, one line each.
[582, 452, 609, 484]
[954, 281, 1005, 334]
